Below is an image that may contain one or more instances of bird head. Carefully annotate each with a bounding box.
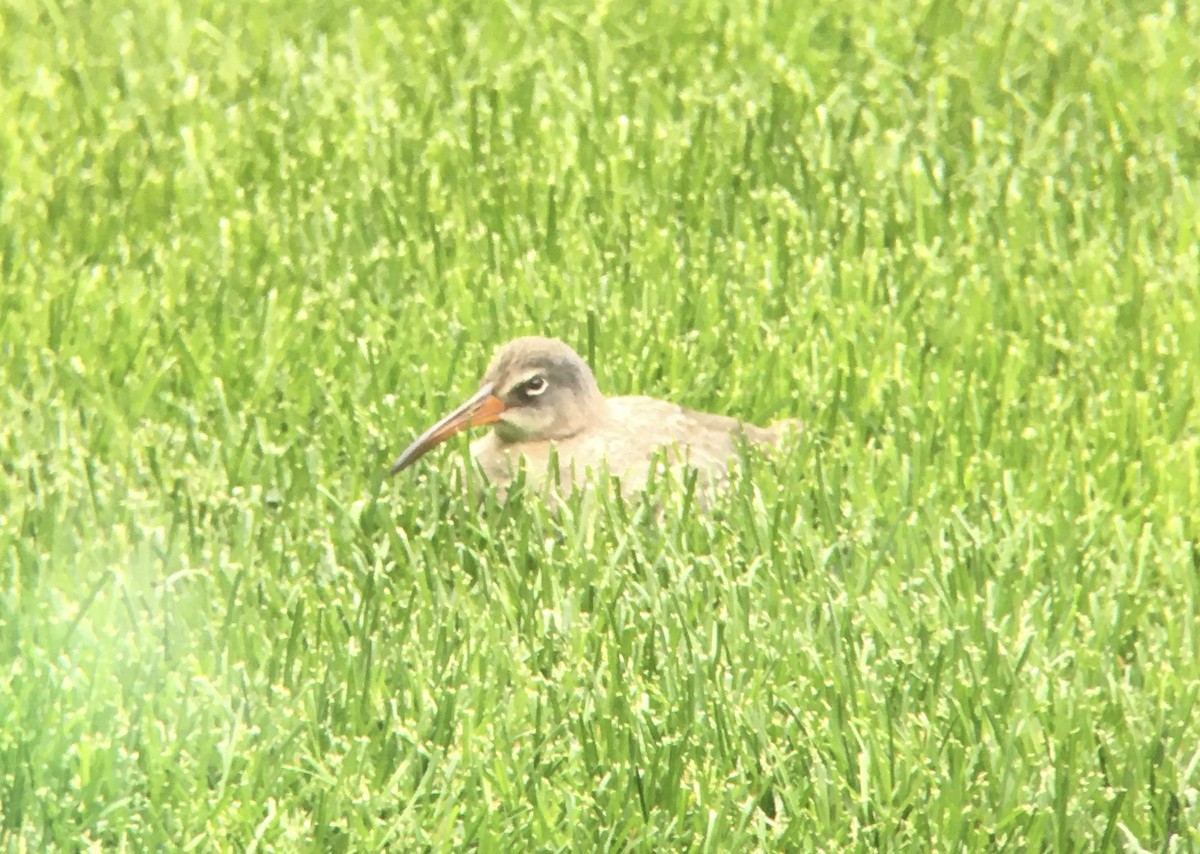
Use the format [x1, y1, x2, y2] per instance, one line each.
[390, 336, 606, 474]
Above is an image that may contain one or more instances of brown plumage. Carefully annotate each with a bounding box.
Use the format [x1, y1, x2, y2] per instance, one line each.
[390, 336, 799, 499]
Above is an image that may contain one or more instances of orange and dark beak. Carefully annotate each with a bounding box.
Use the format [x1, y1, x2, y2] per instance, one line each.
[389, 383, 507, 475]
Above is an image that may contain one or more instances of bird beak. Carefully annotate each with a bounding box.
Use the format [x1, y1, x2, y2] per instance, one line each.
[389, 382, 507, 474]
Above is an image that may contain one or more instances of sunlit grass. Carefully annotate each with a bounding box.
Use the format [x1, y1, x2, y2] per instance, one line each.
[2, 0, 1199, 848]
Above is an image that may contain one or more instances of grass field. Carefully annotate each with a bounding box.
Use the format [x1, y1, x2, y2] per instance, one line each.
[3, 0, 1199, 849]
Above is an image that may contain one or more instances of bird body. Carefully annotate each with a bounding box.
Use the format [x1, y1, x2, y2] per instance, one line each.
[391, 336, 798, 500]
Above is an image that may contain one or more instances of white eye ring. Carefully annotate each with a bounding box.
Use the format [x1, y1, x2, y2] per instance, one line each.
[523, 376, 547, 396]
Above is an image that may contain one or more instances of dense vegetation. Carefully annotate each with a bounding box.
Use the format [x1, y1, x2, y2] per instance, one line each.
[2, 0, 1197, 848]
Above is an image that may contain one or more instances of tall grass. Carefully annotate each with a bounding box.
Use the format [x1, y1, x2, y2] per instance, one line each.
[2, 0, 1198, 848]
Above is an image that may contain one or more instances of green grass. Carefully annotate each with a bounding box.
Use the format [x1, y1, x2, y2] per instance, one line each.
[3, 0, 1199, 848]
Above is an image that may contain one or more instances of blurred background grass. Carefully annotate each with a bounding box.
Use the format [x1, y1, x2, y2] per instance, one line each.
[2, 0, 1198, 849]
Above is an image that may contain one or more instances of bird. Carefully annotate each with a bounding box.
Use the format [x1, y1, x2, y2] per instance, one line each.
[389, 336, 800, 501]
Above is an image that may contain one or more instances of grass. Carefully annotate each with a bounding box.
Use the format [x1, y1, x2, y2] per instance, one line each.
[2, 0, 1199, 848]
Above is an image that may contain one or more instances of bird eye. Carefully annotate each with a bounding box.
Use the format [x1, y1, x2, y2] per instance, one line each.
[522, 376, 548, 396]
